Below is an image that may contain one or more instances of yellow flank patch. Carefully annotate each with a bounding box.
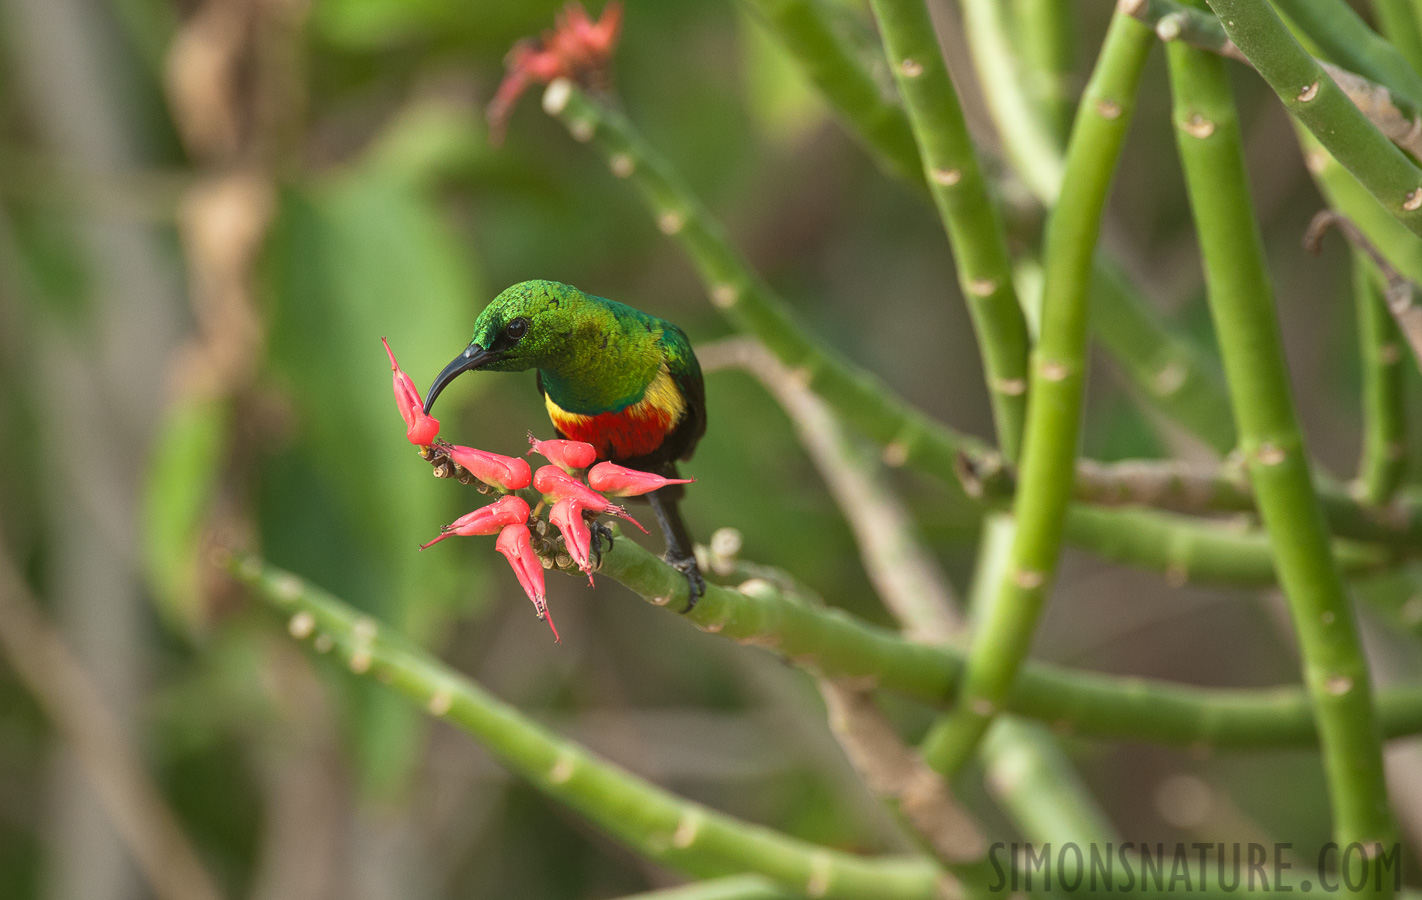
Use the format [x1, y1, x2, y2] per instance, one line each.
[640, 363, 688, 421]
[544, 363, 686, 428]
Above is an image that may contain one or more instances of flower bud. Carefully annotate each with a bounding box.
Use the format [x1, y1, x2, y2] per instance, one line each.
[549, 498, 593, 574]
[586, 461, 694, 497]
[446, 444, 533, 491]
[495, 523, 559, 642]
[527, 432, 598, 473]
[533, 466, 647, 533]
[382, 338, 440, 446]
[420, 495, 530, 549]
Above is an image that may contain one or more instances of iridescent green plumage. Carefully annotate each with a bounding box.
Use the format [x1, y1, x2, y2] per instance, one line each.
[423, 279, 708, 603]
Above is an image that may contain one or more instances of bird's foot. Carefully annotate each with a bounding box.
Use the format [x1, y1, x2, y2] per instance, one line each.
[588, 520, 615, 570]
[666, 554, 705, 613]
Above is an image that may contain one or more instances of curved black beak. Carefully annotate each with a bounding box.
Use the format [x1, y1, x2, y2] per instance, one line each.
[423, 342, 497, 415]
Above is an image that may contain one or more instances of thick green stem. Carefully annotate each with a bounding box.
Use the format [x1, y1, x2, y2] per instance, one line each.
[963, 452, 1422, 550]
[1062, 505, 1391, 587]
[231, 555, 947, 900]
[1012, 0, 1076, 142]
[921, 13, 1156, 777]
[612, 876, 795, 900]
[956, 0, 1065, 202]
[970, 516, 1120, 846]
[1205, 0, 1422, 239]
[604, 537, 1422, 749]
[1272, 0, 1422, 104]
[712, 338, 1116, 848]
[1087, 260, 1236, 454]
[744, 0, 1238, 455]
[1353, 252, 1409, 505]
[244, 535, 1422, 752]
[1167, 38, 1399, 885]
[868, 0, 1032, 459]
[1131, 0, 1422, 162]
[1302, 131, 1422, 288]
[1370, 0, 1422, 78]
[737, 0, 923, 188]
[540, 81, 1415, 585]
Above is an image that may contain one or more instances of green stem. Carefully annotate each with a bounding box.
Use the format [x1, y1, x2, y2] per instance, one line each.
[540, 81, 1413, 585]
[1370, 0, 1422, 78]
[971, 516, 1120, 846]
[718, 338, 1116, 848]
[1062, 505, 1391, 587]
[231, 555, 947, 900]
[747, 0, 1238, 455]
[1205, 0, 1422, 239]
[243, 541, 1422, 751]
[963, 452, 1422, 550]
[868, 0, 1032, 459]
[921, 12, 1156, 778]
[1301, 128, 1422, 287]
[957, 0, 1065, 202]
[1272, 0, 1422, 103]
[1012, 0, 1076, 143]
[1087, 260, 1236, 454]
[603, 537, 1422, 749]
[1166, 36, 1399, 882]
[737, 0, 923, 188]
[611, 876, 794, 900]
[1353, 251, 1409, 505]
[1131, 0, 1422, 163]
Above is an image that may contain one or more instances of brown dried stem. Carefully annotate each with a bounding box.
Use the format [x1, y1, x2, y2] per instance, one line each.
[1307, 210, 1422, 372]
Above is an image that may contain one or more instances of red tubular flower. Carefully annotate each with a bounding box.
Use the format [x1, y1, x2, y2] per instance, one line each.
[532, 465, 647, 533]
[527, 432, 597, 473]
[551, 1, 622, 68]
[382, 338, 440, 446]
[446, 444, 533, 491]
[486, 2, 623, 145]
[496, 523, 559, 642]
[420, 495, 530, 550]
[487, 42, 565, 144]
[549, 498, 594, 574]
[586, 461, 694, 498]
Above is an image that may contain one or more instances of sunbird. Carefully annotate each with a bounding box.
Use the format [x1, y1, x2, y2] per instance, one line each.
[423, 280, 707, 603]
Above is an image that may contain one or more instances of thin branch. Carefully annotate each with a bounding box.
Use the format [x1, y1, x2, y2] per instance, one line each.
[920, 11, 1157, 778]
[1125, 0, 1422, 161]
[542, 79, 1380, 589]
[589, 533, 1422, 749]
[699, 337, 961, 644]
[818, 679, 984, 867]
[1348, 250, 1409, 505]
[229, 554, 951, 900]
[1168, 35, 1398, 862]
[868, 0, 1031, 459]
[1206, 0, 1422, 239]
[1307, 210, 1422, 372]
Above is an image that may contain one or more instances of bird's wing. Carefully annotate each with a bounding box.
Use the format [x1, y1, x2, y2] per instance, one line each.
[659, 323, 706, 463]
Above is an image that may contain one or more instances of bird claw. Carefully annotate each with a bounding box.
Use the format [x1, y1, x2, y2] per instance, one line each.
[667, 554, 705, 613]
[588, 520, 615, 570]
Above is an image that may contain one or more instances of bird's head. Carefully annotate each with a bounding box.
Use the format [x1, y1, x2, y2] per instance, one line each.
[423, 280, 584, 415]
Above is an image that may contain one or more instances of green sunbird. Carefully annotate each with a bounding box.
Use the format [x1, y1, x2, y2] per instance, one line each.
[423, 280, 707, 603]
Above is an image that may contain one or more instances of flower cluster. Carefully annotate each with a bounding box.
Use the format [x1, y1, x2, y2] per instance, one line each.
[383, 338, 691, 641]
[486, 2, 623, 144]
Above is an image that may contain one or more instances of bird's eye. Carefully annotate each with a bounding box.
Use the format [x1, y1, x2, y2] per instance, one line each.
[505, 317, 529, 341]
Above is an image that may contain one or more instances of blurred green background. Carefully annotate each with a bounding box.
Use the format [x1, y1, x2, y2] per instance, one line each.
[2, 0, 1421, 897]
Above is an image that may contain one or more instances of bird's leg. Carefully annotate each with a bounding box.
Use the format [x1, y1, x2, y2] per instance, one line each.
[588, 519, 615, 570]
[646, 488, 705, 612]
